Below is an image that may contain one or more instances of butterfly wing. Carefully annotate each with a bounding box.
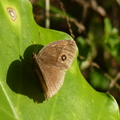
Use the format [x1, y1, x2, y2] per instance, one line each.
[39, 63, 65, 99]
[38, 40, 77, 70]
[33, 40, 77, 99]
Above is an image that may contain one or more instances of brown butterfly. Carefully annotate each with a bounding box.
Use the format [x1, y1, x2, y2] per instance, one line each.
[33, 40, 77, 99]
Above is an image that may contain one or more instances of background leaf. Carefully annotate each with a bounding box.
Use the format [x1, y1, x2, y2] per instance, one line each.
[0, 0, 119, 120]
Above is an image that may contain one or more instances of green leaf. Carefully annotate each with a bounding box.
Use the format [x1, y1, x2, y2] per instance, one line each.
[103, 18, 120, 63]
[104, 18, 112, 38]
[76, 36, 90, 58]
[104, 18, 119, 49]
[89, 68, 109, 91]
[0, 0, 119, 120]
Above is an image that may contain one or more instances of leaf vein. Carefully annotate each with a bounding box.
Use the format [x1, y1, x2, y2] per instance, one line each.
[0, 81, 19, 119]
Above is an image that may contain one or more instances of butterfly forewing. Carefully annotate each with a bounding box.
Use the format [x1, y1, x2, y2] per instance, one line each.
[38, 40, 76, 70]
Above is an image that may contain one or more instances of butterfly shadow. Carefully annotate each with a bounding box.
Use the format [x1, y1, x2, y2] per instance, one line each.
[7, 44, 45, 103]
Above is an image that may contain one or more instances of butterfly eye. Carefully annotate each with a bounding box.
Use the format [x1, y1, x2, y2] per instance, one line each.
[7, 8, 17, 21]
[61, 55, 67, 61]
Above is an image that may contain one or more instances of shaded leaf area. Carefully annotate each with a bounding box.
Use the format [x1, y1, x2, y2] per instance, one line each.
[0, 0, 120, 120]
